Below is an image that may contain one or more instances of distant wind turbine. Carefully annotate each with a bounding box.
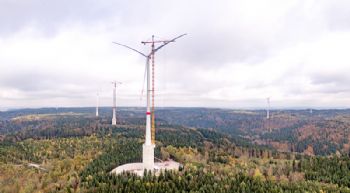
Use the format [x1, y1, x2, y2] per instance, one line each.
[112, 81, 122, 125]
[266, 97, 270, 119]
[96, 92, 99, 117]
[266, 97, 271, 132]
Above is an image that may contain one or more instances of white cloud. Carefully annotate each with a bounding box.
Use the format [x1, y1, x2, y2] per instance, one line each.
[1, 0, 350, 109]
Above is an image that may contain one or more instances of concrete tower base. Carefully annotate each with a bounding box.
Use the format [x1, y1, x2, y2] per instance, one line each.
[110, 144, 180, 176]
[143, 144, 155, 170]
[110, 160, 180, 176]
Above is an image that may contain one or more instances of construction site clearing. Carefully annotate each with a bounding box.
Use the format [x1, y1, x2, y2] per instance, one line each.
[110, 159, 181, 176]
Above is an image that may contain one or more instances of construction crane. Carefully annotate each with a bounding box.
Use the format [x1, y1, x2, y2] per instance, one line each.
[113, 34, 186, 144]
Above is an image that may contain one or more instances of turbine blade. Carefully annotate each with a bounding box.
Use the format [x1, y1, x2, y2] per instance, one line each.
[153, 33, 187, 53]
[112, 42, 148, 57]
[140, 58, 149, 100]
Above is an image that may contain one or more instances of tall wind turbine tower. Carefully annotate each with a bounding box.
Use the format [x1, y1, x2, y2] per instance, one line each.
[113, 34, 186, 171]
[266, 97, 271, 132]
[111, 81, 121, 125]
[266, 97, 270, 119]
[96, 92, 99, 117]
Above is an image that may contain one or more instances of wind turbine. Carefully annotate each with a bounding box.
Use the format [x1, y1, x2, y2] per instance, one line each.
[266, 97, 271, 132]
[112, 81, 122, 125]
[266, 97, 270, 119]
[112, 34, 186, 171]
[96, 92, 99, 117]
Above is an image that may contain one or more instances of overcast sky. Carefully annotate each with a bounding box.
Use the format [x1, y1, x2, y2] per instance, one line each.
[1, 0, 350, 109]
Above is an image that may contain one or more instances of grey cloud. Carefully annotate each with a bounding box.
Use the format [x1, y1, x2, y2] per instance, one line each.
[0, 70, 57, 91]
[0, 67, 98, 96]
[325, 0, 350, 31]
[2, 0, 350, 108]
[153, 1, 350, 67]
[311, 72, 350, 86]
[308, 72, 350, 94]
[2, 0, 349, 66]
[280, 72, 350, 96]
[0, 0, 120, 35]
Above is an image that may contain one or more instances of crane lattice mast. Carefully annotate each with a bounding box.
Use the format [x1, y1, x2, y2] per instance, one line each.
[141, 35, 177, 144]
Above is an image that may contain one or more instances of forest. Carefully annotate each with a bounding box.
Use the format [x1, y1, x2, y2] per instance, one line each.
[1, 107, 350, 192]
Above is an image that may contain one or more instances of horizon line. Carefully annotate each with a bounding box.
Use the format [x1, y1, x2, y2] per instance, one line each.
[2, 106, 350, 112]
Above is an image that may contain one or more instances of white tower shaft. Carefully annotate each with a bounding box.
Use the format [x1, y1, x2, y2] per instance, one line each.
[112, 82, 117, 125]
[267, 98, 270, 119]
[96, 93, 99, 117]
[145, 58, 152, 145]
[143, 57, 155, 170]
